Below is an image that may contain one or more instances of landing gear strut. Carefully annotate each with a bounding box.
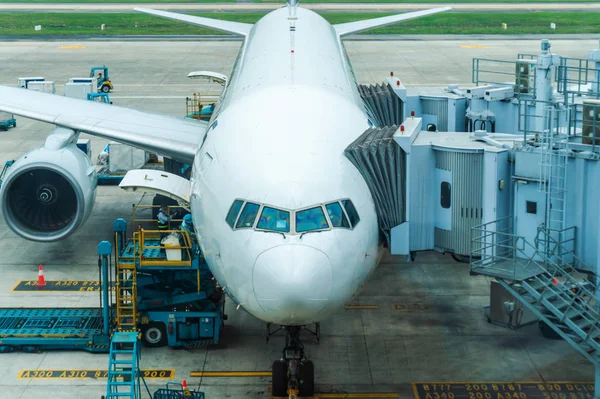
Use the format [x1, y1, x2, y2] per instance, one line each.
[271, 326, 315, 398]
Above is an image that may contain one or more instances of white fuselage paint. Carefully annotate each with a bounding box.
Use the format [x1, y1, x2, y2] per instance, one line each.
[189, 7, 383, 326]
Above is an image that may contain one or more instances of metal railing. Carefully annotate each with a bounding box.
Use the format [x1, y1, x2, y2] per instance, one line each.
[472, 57, 537, 98]
[557, 57, 600, 104]
[132, 229, 194, 268]
[131, 204, 186, 235]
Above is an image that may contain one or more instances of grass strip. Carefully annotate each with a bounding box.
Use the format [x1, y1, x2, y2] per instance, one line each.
[0, 12, 598, 35]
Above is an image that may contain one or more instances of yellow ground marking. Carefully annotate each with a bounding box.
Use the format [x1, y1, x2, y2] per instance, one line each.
[57, 45, 86, 49]
[191, 371, 271, 377]
[459, 45, 488, 49]
[18, 369, 174, 379]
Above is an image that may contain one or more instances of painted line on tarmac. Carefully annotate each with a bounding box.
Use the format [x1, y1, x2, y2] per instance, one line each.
[392, 303, 426, 312]
[191, 371, 271, 377]
[316, 395, 398, 398]
[11, 280, 113, 292]
[18, 369, 174, 379]
[412, 382, 595, 399]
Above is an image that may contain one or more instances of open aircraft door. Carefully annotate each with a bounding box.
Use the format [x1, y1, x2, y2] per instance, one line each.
[187, 71, 228, 86]
[119, 169, 191, 210]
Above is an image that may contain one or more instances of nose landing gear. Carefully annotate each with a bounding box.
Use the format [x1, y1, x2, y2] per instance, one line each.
[269, 325, 316, 398]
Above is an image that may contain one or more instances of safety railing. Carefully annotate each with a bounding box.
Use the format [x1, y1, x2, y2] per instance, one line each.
[131, 204, 186, 235]
[185, 93, 218, 121]
[472, 58, 537, 98]
[557, 57, 600, 104]
[133, 229, 194, 267]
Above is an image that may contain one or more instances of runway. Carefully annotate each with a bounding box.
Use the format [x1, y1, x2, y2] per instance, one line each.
[1, 2, 600, 12]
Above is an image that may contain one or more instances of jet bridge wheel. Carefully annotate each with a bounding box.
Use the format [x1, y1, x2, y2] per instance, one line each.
[272, 360, 288, 397]
[101, 84, 110, 93]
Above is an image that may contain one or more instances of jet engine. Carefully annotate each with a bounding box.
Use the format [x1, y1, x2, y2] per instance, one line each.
[0, 127, 97, 242]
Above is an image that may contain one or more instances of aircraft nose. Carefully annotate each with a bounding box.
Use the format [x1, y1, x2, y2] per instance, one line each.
[253, 245, 332, 324]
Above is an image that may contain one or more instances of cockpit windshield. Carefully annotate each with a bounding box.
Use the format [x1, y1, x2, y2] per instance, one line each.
[296, 207, 329, 232]
[257, 207, 291, 233]
[225, 199, 359, 235]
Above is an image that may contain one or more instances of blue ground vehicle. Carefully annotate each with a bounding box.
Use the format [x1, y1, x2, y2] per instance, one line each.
[0, 112, 16, 131]
[87, 92, 112, 104]
[90, 66, 113, 93]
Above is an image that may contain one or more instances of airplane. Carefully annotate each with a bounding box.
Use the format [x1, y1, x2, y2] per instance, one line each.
[0, 2, 450, 396]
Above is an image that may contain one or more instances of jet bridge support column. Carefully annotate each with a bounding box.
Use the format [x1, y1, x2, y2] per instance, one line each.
[534, 40, 559, 134]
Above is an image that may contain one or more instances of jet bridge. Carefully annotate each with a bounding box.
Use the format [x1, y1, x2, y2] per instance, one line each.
[345, 125, 406, 245]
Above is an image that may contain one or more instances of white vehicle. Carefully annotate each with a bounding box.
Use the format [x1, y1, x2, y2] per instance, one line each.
[0, 3, 449, 396]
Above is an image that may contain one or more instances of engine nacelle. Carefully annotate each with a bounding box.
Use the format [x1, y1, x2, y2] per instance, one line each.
[0, 127, 97, 242]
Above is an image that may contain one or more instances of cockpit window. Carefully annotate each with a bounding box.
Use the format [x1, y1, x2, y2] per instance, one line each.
[257, 206, 290, 233]
[235, 202, 260, 228]
[296, 206, 329, 232]
[325, 202, 350, 228]
[226, 199, 244, 228]
[341, 199, 360, 227]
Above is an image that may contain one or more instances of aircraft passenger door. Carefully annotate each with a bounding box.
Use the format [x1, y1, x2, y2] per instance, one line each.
[514, 182, 546, 259]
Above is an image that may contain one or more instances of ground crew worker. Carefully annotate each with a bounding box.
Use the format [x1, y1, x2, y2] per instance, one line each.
[180, 214, 195, 237]
[157, 204, 174, 240]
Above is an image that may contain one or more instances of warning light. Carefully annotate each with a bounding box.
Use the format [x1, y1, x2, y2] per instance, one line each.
[396, 80, 400, 87]
[400, 125, 405, 134]
[390, 72, 394, 77]
[291, 50, 294, 53]
[411, 111, 415, 118]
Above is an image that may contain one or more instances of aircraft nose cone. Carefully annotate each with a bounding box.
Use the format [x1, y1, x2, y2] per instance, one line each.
[253, 245, 332, 324]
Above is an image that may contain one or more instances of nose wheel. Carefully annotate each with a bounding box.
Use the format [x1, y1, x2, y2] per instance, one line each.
[270, 326, 315, 398]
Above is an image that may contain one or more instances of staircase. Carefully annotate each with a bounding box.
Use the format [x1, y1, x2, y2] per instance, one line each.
[471, 218, 599, 366]
[106, 332, 141, 399]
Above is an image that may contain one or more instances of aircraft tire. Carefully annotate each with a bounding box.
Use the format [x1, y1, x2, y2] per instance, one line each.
[271, 360, 288, 397]
[298, 360, 315, 397]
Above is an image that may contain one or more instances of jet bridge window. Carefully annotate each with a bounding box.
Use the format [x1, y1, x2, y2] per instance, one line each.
[235, 202, 260, 229]
[226, 199, 244, 228]
[341, 199, 360, 227]
[296, 206, 330, 233]
[257, 206, 290, 233]
[441, 182, 451, 209]
[325, 202, 350, 228]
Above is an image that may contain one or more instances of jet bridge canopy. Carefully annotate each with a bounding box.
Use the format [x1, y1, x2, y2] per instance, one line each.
[345, 125, 406, 244]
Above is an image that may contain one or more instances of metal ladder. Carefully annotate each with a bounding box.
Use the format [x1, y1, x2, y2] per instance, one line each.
[105, 332, 142, 399]
[538, 107, 570, 249]
[116, 245, 137, 331]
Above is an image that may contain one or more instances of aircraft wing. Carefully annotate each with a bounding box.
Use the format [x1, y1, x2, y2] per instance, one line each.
[334, 6, 451, 37]
[0, 85, 207, 164]
[134, 7, 253, 36]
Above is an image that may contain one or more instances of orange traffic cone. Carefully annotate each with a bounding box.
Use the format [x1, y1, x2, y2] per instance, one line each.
[36, 264, 46, 287]
[182, 379, 191, 397]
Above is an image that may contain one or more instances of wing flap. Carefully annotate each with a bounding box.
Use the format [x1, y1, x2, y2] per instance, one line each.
[134, 7, 253, 36]
[334, 7, 451, 37]
[0, 85, 206, 163]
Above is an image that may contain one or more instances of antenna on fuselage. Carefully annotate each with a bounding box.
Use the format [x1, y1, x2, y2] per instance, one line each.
[287, 0, 297, 55]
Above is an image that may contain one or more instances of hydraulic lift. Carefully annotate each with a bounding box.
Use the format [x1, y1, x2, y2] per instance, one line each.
[0, 210, 224, 353]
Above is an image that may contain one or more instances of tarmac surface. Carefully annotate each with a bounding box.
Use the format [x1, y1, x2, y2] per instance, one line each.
[0, 38, 595, 398]
[1, 2, 600, 12]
